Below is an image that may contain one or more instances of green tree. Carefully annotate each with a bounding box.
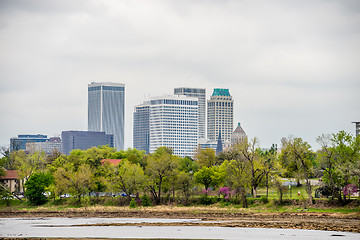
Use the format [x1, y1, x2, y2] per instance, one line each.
[12, 150, 46, 192]
[176, 171, 193, 205]
[194, 167, 215, 192]
[113, 160, 146, 199]
[25, 172, 53, 205]
[331, 131, 360, 200]
[195, 148, 216, 167]
[53, 164, 94, 204]
[145, 147, 179, 204]
[280, 136, 314, 203]
[223, 156, 251, 208]
[235, 138, 266, 198]
[179, 156, 199, 174]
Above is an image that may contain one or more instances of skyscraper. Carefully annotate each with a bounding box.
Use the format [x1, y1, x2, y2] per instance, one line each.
[133, 101, 150, 153]
[207, 88, 233, 143]
[148, 95, 198, 157]
[231, 122, 247, 145]
[88, 82, 125, 150]
[174, 87, 206, 139]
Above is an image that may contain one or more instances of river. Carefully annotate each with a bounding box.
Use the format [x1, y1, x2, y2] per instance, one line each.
[1, 217, 359, 240]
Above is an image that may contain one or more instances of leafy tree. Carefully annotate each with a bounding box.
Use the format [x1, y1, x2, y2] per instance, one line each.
[331, 131, 360, 199]
[25, 172, 53, 205]
[280, 136, 314, 203]
[235, 137, 266, 198]
[223, 156, 251, 208]
[316, 134, 341, 199]
[195, 148, 216, 167]
[53, 164, 94, 203]
[194, 167, 215, 192]
[12, 150, 46, 192]
[179, 156, 199, 174]
[259, 144, 281, 200]
[113, 160, 146, 200]
[145, 147, 179, 204]
[176, 171, 193, 205]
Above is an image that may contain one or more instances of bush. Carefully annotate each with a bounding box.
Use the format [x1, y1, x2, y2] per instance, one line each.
[260, 196, 269, 204]
[129, 199, 137, 208]
[199, 195, 213, 205]
[141, 194, 151, 207]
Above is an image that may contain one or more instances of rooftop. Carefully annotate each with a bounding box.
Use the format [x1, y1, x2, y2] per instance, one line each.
[212, 88, 230, 97]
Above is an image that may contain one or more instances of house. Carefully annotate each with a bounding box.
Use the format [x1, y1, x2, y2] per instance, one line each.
[0, 170, 21, 193]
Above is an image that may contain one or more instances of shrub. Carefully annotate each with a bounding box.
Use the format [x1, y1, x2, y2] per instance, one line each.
[129, 199, 136, 208]
[141, 194, 151, 207]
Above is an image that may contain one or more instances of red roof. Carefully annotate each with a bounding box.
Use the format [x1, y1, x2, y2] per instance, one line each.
[101, 159, 122, 166]
[1, 170, 19, 180]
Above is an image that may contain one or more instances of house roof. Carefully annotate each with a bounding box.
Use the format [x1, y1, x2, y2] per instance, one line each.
[1, 170, 19, 180]
[101, 159, 122, 166]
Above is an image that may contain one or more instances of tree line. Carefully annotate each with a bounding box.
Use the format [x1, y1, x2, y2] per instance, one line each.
[0, 130, 359, 206]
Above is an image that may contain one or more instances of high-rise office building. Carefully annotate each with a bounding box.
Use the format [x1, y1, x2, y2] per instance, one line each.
[174, 87, 206, 139]
[133, 101, 150, 153]
[26, 137, 62, 154]
[88, 82, 125, 150]
[61, 131, 113, 155]
[10, 134, 49, 152]
[148, 95, 198, 157]
[207, 88, 234, 143]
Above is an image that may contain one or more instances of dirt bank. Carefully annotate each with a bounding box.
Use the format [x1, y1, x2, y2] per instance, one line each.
[1, 207, 359, 233]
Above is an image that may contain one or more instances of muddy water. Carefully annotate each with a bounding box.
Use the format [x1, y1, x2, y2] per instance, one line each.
[1, 217, 359, 240]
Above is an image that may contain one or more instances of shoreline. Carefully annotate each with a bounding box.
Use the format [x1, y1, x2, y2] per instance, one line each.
[1, 207, 359, 233]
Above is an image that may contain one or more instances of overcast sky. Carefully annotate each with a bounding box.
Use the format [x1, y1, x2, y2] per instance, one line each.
[1, 0, 359, 151]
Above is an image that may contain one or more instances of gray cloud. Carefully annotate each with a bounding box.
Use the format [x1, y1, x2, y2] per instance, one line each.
[1, 0, 359, 151]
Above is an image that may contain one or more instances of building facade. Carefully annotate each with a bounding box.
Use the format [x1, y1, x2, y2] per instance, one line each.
[133, 101, 150, 153]
[207, 88, 234, 143]
[231, 122, 247, 145]
[88, 82, 125, 150]
[61, 131, 113, 155]
[174, 87, 206, 139]
[26, 137, 62, 154]
[10, 134, 49, 152]
[352, 122, 360, 137]
[148, 95, 199, 157]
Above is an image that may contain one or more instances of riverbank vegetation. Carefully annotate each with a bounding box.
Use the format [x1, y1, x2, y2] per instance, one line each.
[1, 130, 359, 212]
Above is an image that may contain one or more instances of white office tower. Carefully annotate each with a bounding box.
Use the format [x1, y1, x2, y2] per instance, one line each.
[88, 82, 125, 150]
[149, 95, 198, 157]
[174, 87, 206, 139]
[207, 88, 234, 143]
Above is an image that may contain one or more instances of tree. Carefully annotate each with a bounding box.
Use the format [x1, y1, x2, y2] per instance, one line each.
[12, 150, 46, 192]
[113, 160, 146, 200]
[316, 134, 340, 199]
[145, 147, 179, 204]
[179, 156, 199, 175]
[235, 137, 266, 198]
[223, 156, 251, 208]
[25, 172, 53, 205]
[259, 144, 281, 200]
[281, 136, 314, 203]
[53, 164, 94, 203]
[194, 167, 215, 192]
[176, 171, 193, 205]
[195, 148, 216, 167]
[331, 131, 360, 199]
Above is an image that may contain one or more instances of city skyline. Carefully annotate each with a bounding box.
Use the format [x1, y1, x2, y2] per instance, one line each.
[1, 1, 359, 152]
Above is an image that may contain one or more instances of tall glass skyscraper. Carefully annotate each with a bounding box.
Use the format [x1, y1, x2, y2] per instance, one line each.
[88, 82, 125, 150]
[174, 87, 206, 139]
[207, 88, 233, 143]
[133, 101, 150, 153]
